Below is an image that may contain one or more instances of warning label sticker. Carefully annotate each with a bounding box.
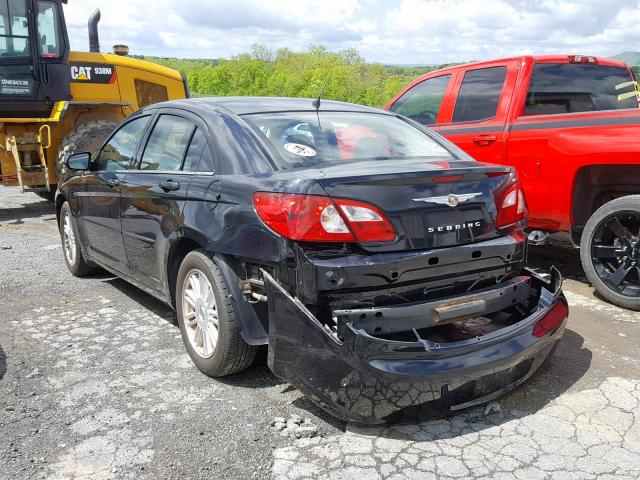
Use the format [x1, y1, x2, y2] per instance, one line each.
[0, 78, 33, 96]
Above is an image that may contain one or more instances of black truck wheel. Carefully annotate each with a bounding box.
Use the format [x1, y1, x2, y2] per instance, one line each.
[176, 250, 257, 377]
[580, 195, 640, 311]
[56, 121, 118, 182]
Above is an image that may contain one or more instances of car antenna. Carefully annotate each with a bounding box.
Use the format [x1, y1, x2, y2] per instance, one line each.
[312, 72, 332, 110]
[312, 73, 332, 129]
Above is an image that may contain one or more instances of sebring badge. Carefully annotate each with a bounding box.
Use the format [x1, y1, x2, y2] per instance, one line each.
[412, 193, 482, 207]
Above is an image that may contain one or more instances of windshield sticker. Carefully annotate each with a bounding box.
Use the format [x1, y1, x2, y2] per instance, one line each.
[284, 143, 316, 157]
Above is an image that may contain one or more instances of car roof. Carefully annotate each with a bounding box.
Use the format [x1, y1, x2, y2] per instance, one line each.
[149, 96, 390, 116]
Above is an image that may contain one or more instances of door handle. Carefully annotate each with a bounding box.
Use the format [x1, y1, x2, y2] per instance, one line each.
[472, 134, 497, 146]
[106, 178, 121, 187]
[159, 179, 180, 191]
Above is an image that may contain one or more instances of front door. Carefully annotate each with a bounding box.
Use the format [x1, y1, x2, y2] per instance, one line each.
[77, 115, 151, 273]
[120, 113, 197, 288]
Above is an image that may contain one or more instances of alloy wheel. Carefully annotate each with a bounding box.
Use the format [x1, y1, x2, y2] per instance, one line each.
[590, 211, 640, 298]
[62, 212, 77, 265]
[181, 269, 219, 358]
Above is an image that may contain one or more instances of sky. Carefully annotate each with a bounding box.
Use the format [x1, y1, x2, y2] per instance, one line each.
[63, 0, 640, 64]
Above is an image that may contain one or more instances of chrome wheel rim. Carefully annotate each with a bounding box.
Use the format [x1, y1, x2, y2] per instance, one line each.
[590, 211, 640, 298]
[62, 212, 77, 265]
[181, 269, 219, 358]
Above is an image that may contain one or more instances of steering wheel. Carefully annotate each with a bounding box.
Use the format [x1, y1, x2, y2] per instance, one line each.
[414, 109, 438, 125]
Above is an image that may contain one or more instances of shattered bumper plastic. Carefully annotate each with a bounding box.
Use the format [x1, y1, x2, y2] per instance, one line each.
[264, 268, 567, 424]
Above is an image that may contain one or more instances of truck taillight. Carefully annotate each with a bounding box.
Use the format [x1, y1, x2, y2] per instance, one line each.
[569, 55, 597, 64]
[253, 193, 396, 243]
[495, 175, 527, 230]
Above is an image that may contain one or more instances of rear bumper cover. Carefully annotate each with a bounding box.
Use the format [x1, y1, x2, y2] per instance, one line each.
[264, 267, 566, 424]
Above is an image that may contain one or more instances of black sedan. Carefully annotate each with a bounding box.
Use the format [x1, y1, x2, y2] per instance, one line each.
[56, 97, 568, 424]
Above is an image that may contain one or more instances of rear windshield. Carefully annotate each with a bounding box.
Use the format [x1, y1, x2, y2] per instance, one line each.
[524, 63, 638, 115]
[243, 111, 453, 169]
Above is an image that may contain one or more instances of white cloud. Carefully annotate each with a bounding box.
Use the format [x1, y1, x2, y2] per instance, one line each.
[62, 0, 640, 63]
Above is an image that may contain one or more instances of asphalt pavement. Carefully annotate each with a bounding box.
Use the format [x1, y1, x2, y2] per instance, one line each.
[0, 186, 638, 480]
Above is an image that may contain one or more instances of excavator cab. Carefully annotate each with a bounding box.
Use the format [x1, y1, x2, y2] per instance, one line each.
[0, 0, 71, 118]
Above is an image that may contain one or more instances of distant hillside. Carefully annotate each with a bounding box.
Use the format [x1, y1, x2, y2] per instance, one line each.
[610, 51, 640, 66]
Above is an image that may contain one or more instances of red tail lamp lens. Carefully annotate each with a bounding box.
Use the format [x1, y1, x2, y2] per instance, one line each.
[495, 178, 527, 229]
[533, 300, 568, 337]
[253, 193, 395, 243]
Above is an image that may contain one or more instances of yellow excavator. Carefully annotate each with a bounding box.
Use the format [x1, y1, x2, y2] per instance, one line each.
[0, 0, 189, 200]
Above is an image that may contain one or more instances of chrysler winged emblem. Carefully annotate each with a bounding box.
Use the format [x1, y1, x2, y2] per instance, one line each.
[412, 193, 482, 207]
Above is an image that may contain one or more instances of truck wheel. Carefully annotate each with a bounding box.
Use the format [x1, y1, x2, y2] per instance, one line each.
[59, 202, 95, 277]
[580, 195, 640, 311]
[56, 121, 118, 182]
[176, 250, 257, 377]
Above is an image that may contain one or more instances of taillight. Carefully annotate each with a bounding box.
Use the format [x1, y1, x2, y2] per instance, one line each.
[335, 199, 396, 242]
[533, 300, 568, 337]
[569, 55, 597, 64]
[253, 193, 395, 243]
[495, 176, 527, 230]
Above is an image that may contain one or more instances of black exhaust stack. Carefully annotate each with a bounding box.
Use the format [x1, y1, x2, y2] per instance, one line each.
[88, 9, 101, 53]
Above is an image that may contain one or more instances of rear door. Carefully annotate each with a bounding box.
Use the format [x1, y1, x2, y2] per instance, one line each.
[435, 62, 518, 165]
[119, 112, 197, 289]
[77, 115, 151, 274]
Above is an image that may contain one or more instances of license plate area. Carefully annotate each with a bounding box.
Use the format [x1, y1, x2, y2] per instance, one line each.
[334, 275, 532, 337]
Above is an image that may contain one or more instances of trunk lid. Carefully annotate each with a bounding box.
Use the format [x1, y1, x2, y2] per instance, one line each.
[311, 159, 513, 252]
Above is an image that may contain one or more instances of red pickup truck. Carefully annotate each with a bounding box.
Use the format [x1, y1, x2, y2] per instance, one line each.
[386, 55, 640, 310]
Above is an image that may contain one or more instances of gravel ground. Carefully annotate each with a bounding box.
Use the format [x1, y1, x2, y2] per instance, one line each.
[0, 186, 638, 480]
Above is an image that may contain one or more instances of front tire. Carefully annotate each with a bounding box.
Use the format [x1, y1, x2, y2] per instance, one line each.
[59, 202, 95, 277]
[176, 250, 256, 376]
[580, 195, 640, 311]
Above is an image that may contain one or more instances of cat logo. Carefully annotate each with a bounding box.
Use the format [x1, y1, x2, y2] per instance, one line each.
[69, 63, 117, 84]
[71, 66, 92, 81]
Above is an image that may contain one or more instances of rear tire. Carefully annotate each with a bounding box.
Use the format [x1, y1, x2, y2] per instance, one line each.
[580, 195, 640, 311]
[176, 250, 256, 377]
[56, 121, 118, 182]
[59, 202, 95, 277]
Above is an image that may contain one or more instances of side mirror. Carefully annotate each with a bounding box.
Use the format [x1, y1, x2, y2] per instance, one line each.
[66, 152, 91, 171]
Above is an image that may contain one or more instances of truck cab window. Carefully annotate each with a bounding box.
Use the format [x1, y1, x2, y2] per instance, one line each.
[453, 66, 507, 123]
[0, 0, 29, 57]
[389, 75, 451, 125]
[524, 63, 637, 115]
[37, 1, 61, 58]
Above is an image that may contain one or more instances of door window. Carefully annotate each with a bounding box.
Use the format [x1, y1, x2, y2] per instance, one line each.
[453, 67, 507, 123]
[389, 75, 451, 124]
[524, 63, 637, 115]
[0, 0, 29, 57]
[183, 128, 215, 172]
[96, 116, 150, 171]
[37, 1, 61, 58]
[139, 115, 195, 171]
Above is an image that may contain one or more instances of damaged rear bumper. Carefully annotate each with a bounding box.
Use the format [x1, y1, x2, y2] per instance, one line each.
[263, 267, 567, 424]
